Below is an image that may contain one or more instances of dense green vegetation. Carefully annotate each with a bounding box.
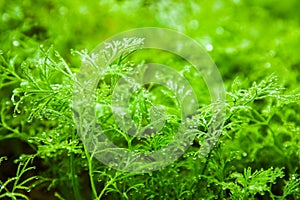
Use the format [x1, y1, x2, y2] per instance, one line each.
[0, 0, 299, 199]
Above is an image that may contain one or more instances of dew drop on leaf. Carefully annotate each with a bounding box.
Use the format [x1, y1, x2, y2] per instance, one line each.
[12, 40, 19, 46]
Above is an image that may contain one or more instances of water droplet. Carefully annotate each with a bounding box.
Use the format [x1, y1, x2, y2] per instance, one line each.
[13, 40, 19, 46]
[188, 19, 199, 30]
[216, 27, 224, 35]
[205, 44, 213, 51]
[265, 62, 271, 68]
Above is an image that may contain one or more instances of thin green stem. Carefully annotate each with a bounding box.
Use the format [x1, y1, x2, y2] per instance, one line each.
[97, 172, 120, 200]
[85, 148, 98, 199]
[70, 152, 82, 200]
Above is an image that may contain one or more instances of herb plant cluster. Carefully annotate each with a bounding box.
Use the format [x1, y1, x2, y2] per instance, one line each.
[0, 0, 300, 199]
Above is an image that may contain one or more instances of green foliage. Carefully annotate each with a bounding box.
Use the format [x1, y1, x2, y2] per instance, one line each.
[0, 0, 299, 199]
[281, 174, 300, 199]
[223, 167, 285, 199]
[0, 156, 44, 200]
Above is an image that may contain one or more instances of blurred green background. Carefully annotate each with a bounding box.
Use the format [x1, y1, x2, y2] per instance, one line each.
[1, 0, 299, 85]
[0, 0, 299, 199]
